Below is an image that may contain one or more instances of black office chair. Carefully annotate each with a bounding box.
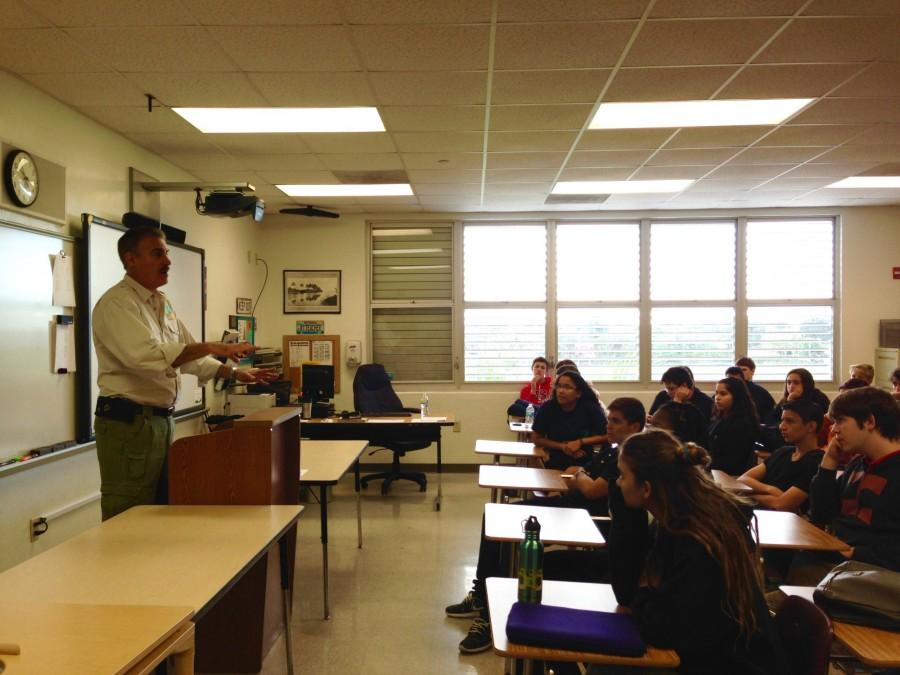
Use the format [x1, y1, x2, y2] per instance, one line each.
[354, 364, 432, 495]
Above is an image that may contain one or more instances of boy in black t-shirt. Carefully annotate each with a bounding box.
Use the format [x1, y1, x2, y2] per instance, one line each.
[739, 399, 824, 513]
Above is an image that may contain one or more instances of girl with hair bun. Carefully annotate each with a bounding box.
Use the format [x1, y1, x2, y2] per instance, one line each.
[604, 430, 788, 675]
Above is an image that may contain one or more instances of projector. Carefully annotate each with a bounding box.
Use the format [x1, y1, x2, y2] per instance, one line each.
[201, 191, 265, 222]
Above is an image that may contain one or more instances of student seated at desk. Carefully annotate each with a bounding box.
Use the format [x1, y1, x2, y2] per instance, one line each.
[519, 356, 552, 406]
[607, 430, 789, 675]
[707, 377, 761, 476]
[734, 357, 776, 420]
[648, 400, 708, 446]
[738, 399, 824, 513]
[531, 370, 608, 471]
[648, 366, 713, 423]
[762, 368, 831, 450]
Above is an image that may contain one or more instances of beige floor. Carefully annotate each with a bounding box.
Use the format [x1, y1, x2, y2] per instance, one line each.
[259, 472, 504, 675]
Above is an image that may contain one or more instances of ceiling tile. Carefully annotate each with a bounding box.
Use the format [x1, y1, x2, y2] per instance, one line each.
[26, 0, 190, 26]
[494, 22, 636, 69]
[412, 183, 482, 196]
[650, 0, 805, 17]
[647, 148, 738, 165]
[125, 132, 222, 155]
[235, 154, 327, 171]
[485, 168, 559, 182]
[301, 132, 396, 153]
[209, 134, 312, 155]
[341, 0, 491, 23]
[186, 170, 266, 184]
[484, 182, 553, 197]
[624, 19, 783, 66]
[568, 149, 653, 167]
[578, 128, 674, 150]
[802, 0, 900, 16]
[0, 1, 51, 27]
[498, 0, 649, 21]
[63, 27, 236, 72]
[632, 165, 715, 179]
[22, 72, 146, 106]
[760, 124, 869, 147]
[352, 25, 489, 70]
[147, 149, 248, 171]
[318, 153, 405, 171]
[489, 131, 578, 152]
[362, 204, 424, 212]
[381, 106, 485, 132]
[0, 28, 107, 72]
[756, 17, 900, 63]
[208, 26, 361, 71]
[187, 0, 342, 24]
[393, 132, 483, 153]
[707, 164, 796, 180]
[606, 66, 737, 101]
[687, 178, 762, 191]
[369, 71, 487, 105]
[124, 73, 269, 107]
[255, 170, 339, 184]
[666, 126, 771, 148]
[559, 167, 634, 180]
[780, 162, 876, 178]
[76, 106, 197, 134]
[489, 105, 592, 132]
[790, 98, 900, 125]
[718, 63, 864, 98]
[486, 153, 568, 169]
[490, 70, 610, 105]
[727, 146, 827, 164]
[407, 169, 481, 183]
[247, 73, 376, 106]
[831, 63, 900, 98]
[400, 153, 484, 169]
[846, 125, 900, 146]
[816, 145, 900, 163]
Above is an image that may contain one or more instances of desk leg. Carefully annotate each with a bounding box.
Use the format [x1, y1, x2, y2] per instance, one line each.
[354, 459, 362, 549]
[278, 536, 295, 675]
[491, 454, 499, 504]
[320, 484, 331, 620]
[434, 434, 443, 511]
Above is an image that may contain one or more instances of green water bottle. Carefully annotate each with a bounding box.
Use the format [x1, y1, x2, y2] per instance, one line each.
[518, 515, 543, 603]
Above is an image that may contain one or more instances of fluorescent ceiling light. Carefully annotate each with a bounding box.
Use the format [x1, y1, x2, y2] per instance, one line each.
[552, 180, 694, 194]
[373, 249, 442, 255]
[173, 107, 385, 133]
[373, 228, 434, 237]
[825, 176, 900, 188]
[278, 184, 413, 197]
[388, 265, 450, 270]
[590, 98, 813, 129]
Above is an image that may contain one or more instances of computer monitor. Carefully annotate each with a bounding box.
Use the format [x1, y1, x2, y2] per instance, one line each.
[301, 364, 335, 402]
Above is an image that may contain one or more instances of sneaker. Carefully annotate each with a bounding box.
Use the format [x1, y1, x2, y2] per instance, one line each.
[445, 591, 484, 618]
[458, 617, 492, 654]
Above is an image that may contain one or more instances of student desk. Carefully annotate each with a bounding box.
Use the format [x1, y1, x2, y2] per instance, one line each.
[486, 577, 680, 672]
[780, 586, 900, 668]
[0, 505, 302, 674]
[479, 465, 567, 502]
[0, 603, 194, 675]
[475, 439, 544, 501]
[754, 510, 850, 551]
[711, 469, 754, 494]
[301, 415, 454, 511]
[509, 420, 532, 442]
[484, 502, 605, 548]
[299, 439, 368, 619]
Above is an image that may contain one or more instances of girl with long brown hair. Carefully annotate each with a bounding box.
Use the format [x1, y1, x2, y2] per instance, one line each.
[606, 430, 788, 674]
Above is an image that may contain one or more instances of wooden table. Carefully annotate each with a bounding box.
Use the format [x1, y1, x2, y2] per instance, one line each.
[475, 439, 544, 501]
[780, 586, 900, 668]
[711, 469, 754, 494]
[486, 577, 680, 671]
[302, 414, 454, 510]
[300, 439, 368, 619]
[754, 510, 850, 551]
[0, 603, 195, 675]
[0, 505, 302, 674]
[479, 465, 567, 502]
[484, 502, 605, 548]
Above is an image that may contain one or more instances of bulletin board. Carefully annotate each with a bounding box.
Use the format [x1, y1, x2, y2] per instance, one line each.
[282, 334, 341, 394]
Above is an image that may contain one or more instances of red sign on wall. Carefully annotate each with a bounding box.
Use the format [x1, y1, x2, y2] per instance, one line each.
[894, 267, 900, 280]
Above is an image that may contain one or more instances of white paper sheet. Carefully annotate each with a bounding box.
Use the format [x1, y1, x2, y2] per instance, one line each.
[311, 339, 332, 363]
[288, 340, 311, 367]
[52, 251, 76, 307]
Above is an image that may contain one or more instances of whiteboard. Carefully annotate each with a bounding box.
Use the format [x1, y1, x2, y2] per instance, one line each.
[0, 222, 76, 456]
[80, 215, 205, 439]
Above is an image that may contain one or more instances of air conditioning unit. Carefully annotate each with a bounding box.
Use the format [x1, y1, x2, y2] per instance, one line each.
[879, 319, 900, 348]
[874, 348, 899, 390]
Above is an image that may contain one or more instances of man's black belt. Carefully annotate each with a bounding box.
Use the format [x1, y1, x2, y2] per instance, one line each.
[95, 396, 174, 422]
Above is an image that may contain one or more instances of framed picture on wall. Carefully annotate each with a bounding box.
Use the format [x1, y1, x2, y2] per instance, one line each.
[283, 269, 341, 314]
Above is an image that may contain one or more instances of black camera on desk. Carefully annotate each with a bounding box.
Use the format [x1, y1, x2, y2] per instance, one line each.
[301, 364, 335, 419]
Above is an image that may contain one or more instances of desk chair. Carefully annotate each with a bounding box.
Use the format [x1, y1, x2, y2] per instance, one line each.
[775, 595, 833, 675]
[354, 364, 431, 495]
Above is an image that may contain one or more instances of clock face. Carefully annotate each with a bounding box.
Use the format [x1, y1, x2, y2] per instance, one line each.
[5, 150, 39, 207]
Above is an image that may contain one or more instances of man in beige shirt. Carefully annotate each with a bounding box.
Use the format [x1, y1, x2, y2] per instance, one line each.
[92, 225, 276, 520]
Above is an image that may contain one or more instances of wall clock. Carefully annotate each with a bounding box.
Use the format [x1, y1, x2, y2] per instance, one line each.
[4, 149, 39, 207]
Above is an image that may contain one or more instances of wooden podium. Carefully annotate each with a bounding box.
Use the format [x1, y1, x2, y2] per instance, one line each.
[168, 406, 301, 673]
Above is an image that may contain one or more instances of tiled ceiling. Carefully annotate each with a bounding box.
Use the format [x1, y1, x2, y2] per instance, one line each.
[2, 0, 899, 214]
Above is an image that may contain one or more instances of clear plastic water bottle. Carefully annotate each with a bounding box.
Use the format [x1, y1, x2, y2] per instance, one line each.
[518, 515, 543, 603]
[420, 392, 429, 418]
[524, 402, 535, 426]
